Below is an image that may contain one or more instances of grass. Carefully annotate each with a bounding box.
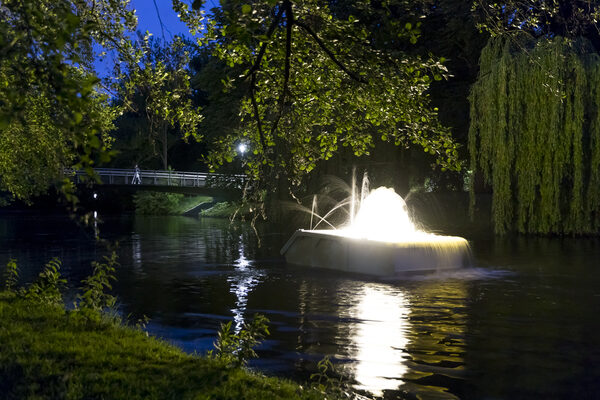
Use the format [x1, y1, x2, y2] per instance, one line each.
[0, 291, 325, 400]
[199, 201, 252, 218]
[176, 195, 213, 214]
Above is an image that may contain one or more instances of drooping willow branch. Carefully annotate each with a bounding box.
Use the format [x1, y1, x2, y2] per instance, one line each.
[469, 35, 600, 235]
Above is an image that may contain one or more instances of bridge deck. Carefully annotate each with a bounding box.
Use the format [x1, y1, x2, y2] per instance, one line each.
[66, 168, 246, 189]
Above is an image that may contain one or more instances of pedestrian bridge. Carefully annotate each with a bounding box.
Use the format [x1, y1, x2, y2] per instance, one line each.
[65, 168, 246, 197]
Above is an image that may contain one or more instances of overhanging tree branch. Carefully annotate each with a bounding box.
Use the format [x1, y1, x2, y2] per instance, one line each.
[250, 72, 267, 152]
[243, 4, 285, 80]
[268, 0, 293, 140]
[282, 0, 293, 104]
[294, 19, 367, 84]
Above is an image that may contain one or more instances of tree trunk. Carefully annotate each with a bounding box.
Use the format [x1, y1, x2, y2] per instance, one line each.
[162, 125, 168, 170]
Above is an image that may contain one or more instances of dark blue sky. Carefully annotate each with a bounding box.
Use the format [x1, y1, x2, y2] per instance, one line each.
[131, 0, 191, 39]
[95, 0, 196, 78]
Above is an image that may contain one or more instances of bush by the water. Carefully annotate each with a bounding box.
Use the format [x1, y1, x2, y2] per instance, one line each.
[133, 192, 211, 215]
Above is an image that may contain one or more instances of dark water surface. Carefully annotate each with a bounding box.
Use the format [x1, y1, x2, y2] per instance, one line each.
[1, 212, 600, 399]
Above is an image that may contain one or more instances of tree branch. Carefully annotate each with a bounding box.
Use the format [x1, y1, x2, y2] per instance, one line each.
[282, 1, 292, 103]
[250, 72, 267, 152]
[294, 19, 367, 84]
[268, 0, 293, 140]
[243, 4, 285, 80]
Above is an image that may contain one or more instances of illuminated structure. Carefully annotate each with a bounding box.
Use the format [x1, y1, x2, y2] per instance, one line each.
[281, 187, 470, 275]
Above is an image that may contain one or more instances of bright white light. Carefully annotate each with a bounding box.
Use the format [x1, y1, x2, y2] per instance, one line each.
[348, 187, 416, 241]
[93, 192, 97, 199]
[337, 187, 467, 246]
[238, 143, 247, 154]
[351, 285, 409, 395]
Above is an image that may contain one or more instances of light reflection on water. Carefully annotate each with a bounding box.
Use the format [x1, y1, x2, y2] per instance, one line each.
[131, 233, 143, 274]
[2, 213, 600, 399]
[347, 285, 409, 395]
[229, 236, 264, 333]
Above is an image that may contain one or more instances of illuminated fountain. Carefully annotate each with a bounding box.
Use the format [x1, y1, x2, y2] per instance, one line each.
[281, 182, 470, 276]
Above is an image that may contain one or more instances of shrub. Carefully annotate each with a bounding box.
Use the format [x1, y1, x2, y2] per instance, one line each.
[3, 258, 18, 292]
[78, 252, 118, 312]
[133, 191, 184, 215]
[24, 258, 66, 306]
[210, 314, 270, 368]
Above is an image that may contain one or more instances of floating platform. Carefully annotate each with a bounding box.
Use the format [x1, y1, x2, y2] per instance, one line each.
[281, 229, 470, 276]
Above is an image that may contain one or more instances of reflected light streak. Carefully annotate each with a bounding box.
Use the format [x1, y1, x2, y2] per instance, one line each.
[351, 285, 409, 395]
[131, 233, 143, 274]
[229, 237, 263, 332]
[93, 211, 99, 237]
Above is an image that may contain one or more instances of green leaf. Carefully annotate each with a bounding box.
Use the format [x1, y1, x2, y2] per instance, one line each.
[89, 135, 101, 149]
[241, 4, 251, 14]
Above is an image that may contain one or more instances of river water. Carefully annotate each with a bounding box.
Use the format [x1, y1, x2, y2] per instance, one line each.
[1, 212, 600, 399]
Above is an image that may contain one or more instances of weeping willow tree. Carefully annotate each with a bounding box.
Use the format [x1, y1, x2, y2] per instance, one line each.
[469, 35, 600, 235]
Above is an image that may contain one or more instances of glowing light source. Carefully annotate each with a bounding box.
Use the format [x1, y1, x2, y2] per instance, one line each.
[343, 187, 416, 242]
[238, 143, 247, 154]
[338, 186, 465, 248]
[281, 179, 471, 274]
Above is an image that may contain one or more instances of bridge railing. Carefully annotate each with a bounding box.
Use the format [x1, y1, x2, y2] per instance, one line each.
[64, 168, 247, 189]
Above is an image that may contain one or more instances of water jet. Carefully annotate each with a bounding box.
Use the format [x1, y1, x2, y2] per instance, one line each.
[281, 186, 470, 276]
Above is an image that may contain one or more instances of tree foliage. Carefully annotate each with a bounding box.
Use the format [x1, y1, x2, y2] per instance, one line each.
[0, 0, 135, 200]
[469, 35, 600, 234]
[472, 0, 600, 47]
[174, 0, 460, 198]
[117, 35, 203, 169]
[0, 89, 117, 199]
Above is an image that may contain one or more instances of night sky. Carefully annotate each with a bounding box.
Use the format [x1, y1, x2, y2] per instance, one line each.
[131, 0, 190, 39]
[94, 0, 197, 78]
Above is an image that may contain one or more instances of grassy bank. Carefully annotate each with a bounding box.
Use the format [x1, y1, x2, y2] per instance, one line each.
[0, 291, 324, 400]
[199, 201, 253, 218]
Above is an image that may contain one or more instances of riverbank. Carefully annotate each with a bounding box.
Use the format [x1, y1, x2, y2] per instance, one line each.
[0, 291, 323, 400]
